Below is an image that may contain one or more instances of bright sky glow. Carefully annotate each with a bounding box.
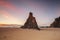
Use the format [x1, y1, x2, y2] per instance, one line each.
[0, 0, 60, 26]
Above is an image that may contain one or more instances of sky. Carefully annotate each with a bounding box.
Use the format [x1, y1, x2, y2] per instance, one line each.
[0, 0, 60, 26]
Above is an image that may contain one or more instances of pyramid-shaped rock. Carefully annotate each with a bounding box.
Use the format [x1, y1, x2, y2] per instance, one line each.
[21, 12, 40, 30]
[50, 16, 60, 28]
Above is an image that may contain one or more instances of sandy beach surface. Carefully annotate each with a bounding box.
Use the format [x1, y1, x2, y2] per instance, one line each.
[0, 28, 60, 40]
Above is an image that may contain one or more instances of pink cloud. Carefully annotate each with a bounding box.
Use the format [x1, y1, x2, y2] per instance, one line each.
[0, 10, 19, 21]
[0, 10, 22, 24]
[0, 10, 14, 19]
[0, 1, 17, 11]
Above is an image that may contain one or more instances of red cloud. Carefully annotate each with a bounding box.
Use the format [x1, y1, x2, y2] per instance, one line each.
[0, 1, 17, 11]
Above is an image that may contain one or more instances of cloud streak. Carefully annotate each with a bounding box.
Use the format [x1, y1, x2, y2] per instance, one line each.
[0, 10, 22, 24]
[0, 1, 17, 11]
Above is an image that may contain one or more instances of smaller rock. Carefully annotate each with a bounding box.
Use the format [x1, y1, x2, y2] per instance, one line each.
[50, 16, 60, 28]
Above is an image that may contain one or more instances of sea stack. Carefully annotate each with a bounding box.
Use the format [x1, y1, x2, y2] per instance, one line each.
[21, 12, 40, 30]
[50, 16, 60, 28]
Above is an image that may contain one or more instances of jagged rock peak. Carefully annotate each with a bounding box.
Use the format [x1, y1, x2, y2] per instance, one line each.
[21, 12, 40, 30]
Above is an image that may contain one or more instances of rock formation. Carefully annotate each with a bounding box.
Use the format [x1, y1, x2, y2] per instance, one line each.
[50, 16, 60, 28]
[21, 12, 40, 30]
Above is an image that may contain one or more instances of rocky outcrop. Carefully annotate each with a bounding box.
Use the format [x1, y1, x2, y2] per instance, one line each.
[50, 16, 60, 28]
[21, 12, 40, 30]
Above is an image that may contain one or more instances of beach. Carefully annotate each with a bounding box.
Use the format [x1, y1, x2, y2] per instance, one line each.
[0, 28, 60, 40]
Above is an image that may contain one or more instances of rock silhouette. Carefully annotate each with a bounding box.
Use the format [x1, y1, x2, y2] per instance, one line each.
[21, 12, 40, 30]
[50, 16, 60, 28]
